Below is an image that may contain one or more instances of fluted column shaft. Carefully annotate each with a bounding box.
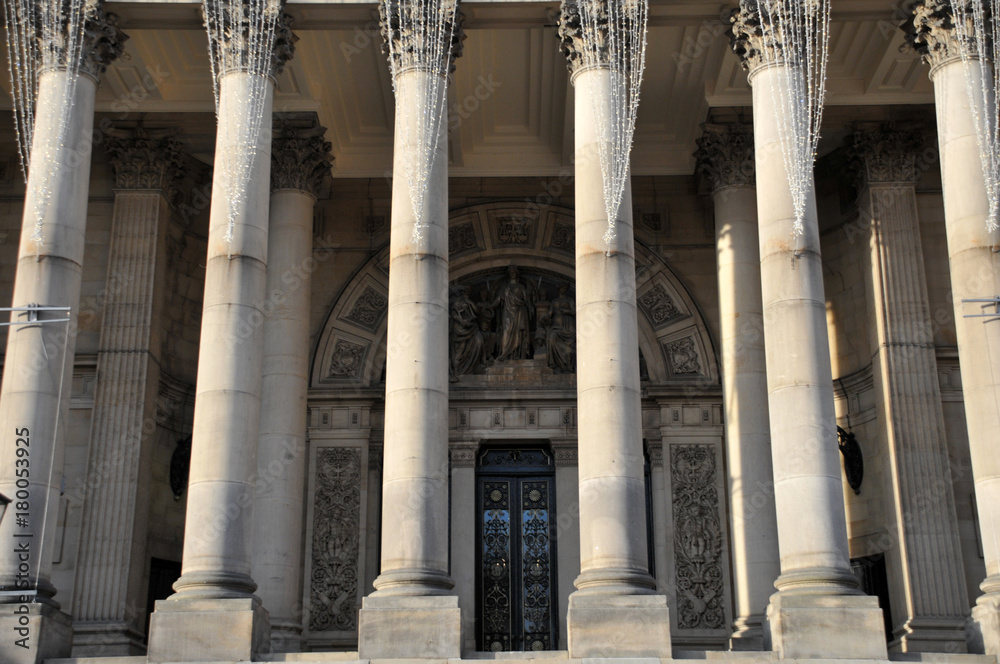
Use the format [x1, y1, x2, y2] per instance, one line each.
[0, 9, 125, 613]
[252, 123, 331, 653]
[854, 128, 970, 652]
[697, 125, 780, 650]
[70, 130, 182, 656]
[910, 3, 1000, 651]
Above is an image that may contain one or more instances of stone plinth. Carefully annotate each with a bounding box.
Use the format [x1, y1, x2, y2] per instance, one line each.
[357, 595, 462, 659]
[567, 593, 671, 658]
[0, 603, 72, 664]
[146, 597, 269, 663]
[765, 593, 888, 660]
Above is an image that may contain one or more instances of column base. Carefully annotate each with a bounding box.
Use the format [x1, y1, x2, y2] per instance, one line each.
[72, 620, 146, 656]
[567, 593, 671, 658]
[730, 615, 766, 651]
[889, 617, 969, 654]
[268, 619, 304, 653]
[0, 602, 72, 664]
[358, 594, 462, 659]
[147, 596, 270, 663]
[969, 593, 1000, 655]
[765, 593, 888, 659]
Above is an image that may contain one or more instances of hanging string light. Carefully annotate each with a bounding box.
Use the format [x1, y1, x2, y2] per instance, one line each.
[576, 0, 648, 251]
[381, 0, 459, 245]
[203, 0, 281, 249]
[3, 0, 90, 249]
[753, 0, 830, 238]
[950, 0, 1000, 234]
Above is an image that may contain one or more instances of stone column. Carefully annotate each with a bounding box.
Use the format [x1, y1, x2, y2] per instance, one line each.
[730, 5, 887, 659]
[355, 4, 463, 659]
[557, 2, 671, 657]
[0, 7, 125, 664]
[252, 120, 332, 653]
[696, 123, 780, 651]
[146, 11, 295, 664]
[851, 127, 971, 653]
[911, 2, 1000, 654]
[69, 128, 184, 656]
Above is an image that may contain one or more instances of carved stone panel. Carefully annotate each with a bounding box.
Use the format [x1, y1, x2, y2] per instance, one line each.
[548, 222, 575, 254]
[328, 340, 367, 378]
[665, 337, 701, 376]
[450, 222, 481, 256]
[342, 286, 388, 332]
[638, 284, 683, 328]
[671, 444, 726, 630]
[494, 214, 533, 246]
[309, 447, 362, 633]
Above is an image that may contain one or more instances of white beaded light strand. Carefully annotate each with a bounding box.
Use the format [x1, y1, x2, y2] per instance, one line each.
[755, 0, 830, 239]
[951, 0, 1000, 234]
[203, 0, 281, 251]
[3, 0, 90, 251]
[577, 0, 648, 253]
[382, 0, 458, 245]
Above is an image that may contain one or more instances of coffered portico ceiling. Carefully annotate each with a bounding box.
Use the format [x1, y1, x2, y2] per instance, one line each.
[7, 0, 934, 177]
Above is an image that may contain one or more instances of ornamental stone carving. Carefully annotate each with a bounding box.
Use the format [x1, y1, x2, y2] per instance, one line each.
[270, 121, 334, 196]
[558, 0, 609, 75]
[202, 2, 297, 78]
[728, 3, 768, 73]
[79, 3, 128, 80]
[671, 444, 726, 630]
[496, 215, 532, 245]
[666, 338, 701, 375]
[309, 447, 361, 633]
[449, 223, 480, 255]
[694, 124, 755, 193]
[850, 128, 924, 186]
[105, 127, 186, 196]
[638, 284, 681, 327]
[909, 0, 977, 71]
[379, 1, 465, 75]
[328, 340, 366, 378]
[550, 222, 575, 253]
[344, 287, 388, 332]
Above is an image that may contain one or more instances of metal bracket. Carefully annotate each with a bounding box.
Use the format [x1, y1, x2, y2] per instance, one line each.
[962, 297, 1000, 320]
[0, 305, 70, 327]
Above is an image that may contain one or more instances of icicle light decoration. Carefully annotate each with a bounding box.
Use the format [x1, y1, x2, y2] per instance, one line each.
[950, 0, 1000, 234]
[2, 0, 90, 247]
[576, 0, 648, 251]
[203, 0, 281, 247]
[754, 0, 830, 238]
[381, 0, 459, 245]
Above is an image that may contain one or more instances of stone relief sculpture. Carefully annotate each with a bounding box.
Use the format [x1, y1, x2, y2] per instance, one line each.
[447, 265, 577, 377]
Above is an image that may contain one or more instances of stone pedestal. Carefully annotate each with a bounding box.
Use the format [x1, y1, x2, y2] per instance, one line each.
[0, 602, 73, 664]
[765, 594, 888, 660]
[358, 595, 462, 659]
[147, 597, 269, 663]
[567, 593, 672, 658]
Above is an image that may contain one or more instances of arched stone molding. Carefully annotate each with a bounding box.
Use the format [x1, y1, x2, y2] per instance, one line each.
[311, 202, 719, 390]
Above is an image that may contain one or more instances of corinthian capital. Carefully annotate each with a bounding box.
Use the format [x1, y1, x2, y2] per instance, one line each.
[729, 2, 768, 73]
[105, 127, 186, 197]
[37, 0, 128, 80]
[909, 0, 978, 72]
[203, 1, 297, 79]
[558, 0, 609, 76]
[694, 124, 755, 193]
[850, 127, 926, 186]
[270, 121, 334, 197]
[379, 1, 465, 76]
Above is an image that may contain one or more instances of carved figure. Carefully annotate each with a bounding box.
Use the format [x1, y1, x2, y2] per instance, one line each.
[546, 284, 576, 373]
[490, 266, 534, 361]
[449, 285, 485, 379]
[478, 286, 497, 363]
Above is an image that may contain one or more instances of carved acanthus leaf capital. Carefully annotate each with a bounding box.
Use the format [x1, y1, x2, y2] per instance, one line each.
[379, 1, 465, 76]
[270, 121, 334, 196]
[909, 0, 979, 72]
[105, 127, 186, 197]
[694, 124, 755, 192]
[203, 1, 297, 79]
[557, 0, 609, 76]
[850, 128, 925, 186]
[729, 3, 768, 73]
[80, 3, 128, 80]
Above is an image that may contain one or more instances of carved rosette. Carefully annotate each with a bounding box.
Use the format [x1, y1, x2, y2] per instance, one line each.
[694, 124, 755, 193]
[378, 1, 465, 76]
[909, 0, 978, 71]
[202, 1, 297, 79]
[557, 0, 609, 75]
[270, 122, 334, 197]
[850, 128, 924, 186]
[105, 127, 186, 198]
